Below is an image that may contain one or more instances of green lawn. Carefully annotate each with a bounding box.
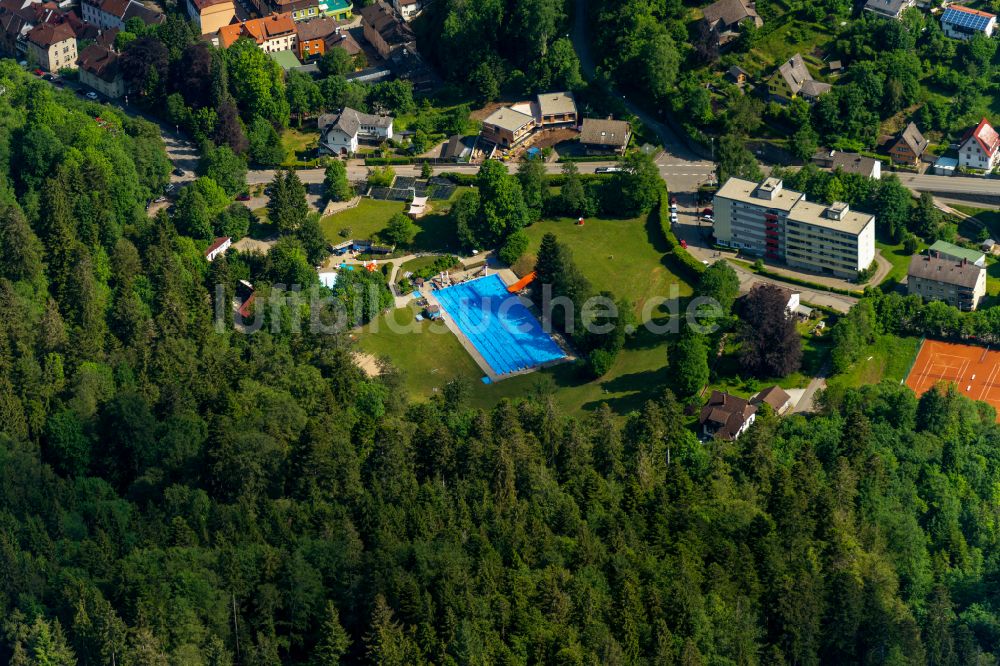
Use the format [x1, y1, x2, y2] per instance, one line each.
[825, 334, 921, 404]
[321, 199, 406, 242]
[281, 128, 319, 165]
[877, 239, 925, 288]
[321, 189, 472, 253]
[520, 213, 693, 319]
[355, 208, 699, 415]
[357, 305, 676, 414]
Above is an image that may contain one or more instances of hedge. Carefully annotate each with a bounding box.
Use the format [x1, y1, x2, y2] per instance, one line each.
[654, 188, 706, 279]
[748, 265, 863, 298]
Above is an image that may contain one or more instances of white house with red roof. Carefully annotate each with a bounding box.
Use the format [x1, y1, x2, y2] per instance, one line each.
[958, 118, 1000, 172]
[941, 5, 996, 40]
[205, 236, 231, 262]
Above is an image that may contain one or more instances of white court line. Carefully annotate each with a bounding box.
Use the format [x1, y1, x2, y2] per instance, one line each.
[979, 361, 1000, 402]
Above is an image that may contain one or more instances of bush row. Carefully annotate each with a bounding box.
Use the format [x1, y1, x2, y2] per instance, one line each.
[749, 265, 864, 298]
[654, 188, 706, 279]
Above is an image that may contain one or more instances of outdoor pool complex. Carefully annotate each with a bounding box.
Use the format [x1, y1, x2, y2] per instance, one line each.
[434, 275, 565, 376]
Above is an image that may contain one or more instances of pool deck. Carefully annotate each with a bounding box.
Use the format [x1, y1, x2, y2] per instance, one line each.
[425, 272, 574, 383]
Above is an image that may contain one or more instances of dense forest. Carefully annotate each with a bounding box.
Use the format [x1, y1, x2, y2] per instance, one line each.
[5, 63, 1000, 665]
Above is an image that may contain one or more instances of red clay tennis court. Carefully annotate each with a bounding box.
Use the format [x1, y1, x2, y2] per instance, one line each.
[906, 339, 1000, 420]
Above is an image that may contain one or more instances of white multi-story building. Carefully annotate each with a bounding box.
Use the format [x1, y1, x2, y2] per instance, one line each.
[713, 177, 876, 279]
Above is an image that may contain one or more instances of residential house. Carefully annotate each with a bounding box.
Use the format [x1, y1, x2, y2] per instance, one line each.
[218, 13, 296, 53]
[889, 122, 928, 166]
[77, 43, 124, 97]
[813, 150, 882, 179]
[928, 239, 986, 267]
[941, 5, 996, 40]
[700, 0, 762, 49]
[699, 390, 757, 440]
[480, 92, 579, 148]
[863, 0, 916, 20]
[392, 0, 419, 20]
[481, 105, 535, 148]
[205, 236, 232, 262]
[767, 54, 831, 104]
[360, 0, 413, 59]
[579, 118, 631, 155]
[26, 21, 75, 71]
[536, 91, 578, 127]
[908, 251, 987, 311]
[0, 11, 31, 56]
[81, 0, 163, 31]
[186, 0, 234, 36]
[750, 385, 793, 415]
[958, 118, 1000, 172]
[295, 16, 356, 60]
[727, 65, 749, 84]
[713, 177, 877, 279]
[318, 107, 393, 155]
[245, 0, 350, 22]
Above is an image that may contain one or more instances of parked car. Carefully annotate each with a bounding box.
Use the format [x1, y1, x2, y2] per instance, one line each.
[702, 215, 713, 223]
[42, 73, 53, 81]
[670, 212, 678, 223]
[236, 193, 251, 201]
[85, 91, 98, 100]
[164, 183, 175, 193]
[33, 69, 43, 76]
[680, 239, 688, 249]
[154, 196, 166, 203]
[702, 208, 713, 217]
[172, 167, 185, 177]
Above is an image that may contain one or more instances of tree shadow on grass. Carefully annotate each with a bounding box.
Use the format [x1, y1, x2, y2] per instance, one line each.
[580, 368, 671, 414]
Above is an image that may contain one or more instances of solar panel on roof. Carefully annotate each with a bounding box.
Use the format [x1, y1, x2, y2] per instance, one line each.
[943, 7, 993, 31]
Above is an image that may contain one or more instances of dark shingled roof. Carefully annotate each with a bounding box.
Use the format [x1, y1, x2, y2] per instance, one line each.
[579, 118, 630, 147]
[908, 253, 983, 289]
[700, 390, 757, 440]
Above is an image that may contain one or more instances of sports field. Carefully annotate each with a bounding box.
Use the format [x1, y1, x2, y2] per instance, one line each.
[906, 339, 1000, 419]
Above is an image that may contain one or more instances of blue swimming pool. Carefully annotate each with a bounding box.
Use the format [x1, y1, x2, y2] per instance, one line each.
[435, 275, 565, 376]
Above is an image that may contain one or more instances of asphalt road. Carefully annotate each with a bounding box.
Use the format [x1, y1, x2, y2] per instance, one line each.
[897, 173, 1000, 200]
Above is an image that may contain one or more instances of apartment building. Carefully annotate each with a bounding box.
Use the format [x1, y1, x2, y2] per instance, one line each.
[26, 22, 76, 72]
[908, 252, 986, 311]
[713, 177, 876, 279]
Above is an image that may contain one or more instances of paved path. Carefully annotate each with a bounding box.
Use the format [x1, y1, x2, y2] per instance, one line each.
[793, 364, 830, 413]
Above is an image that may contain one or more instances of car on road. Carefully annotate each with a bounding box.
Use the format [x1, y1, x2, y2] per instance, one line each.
[594, 166, 622, 174]
[85, 91, 98, 100]
[172, 167, 185, 177]
[236, 193, 252, 201]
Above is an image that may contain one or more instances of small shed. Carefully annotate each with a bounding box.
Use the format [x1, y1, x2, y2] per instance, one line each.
[828, 60, 843, 73]
[983, 239, 1000, 255]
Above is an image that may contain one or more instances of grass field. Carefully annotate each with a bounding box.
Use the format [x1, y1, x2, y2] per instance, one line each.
[357, 305, 676, 414]
[281, 128, 319, 166]
[825, 334, 921, 403]
[320, 199, 406, 242]
[355, 208, 696, 415]
[520, 213, 693, 319]
[877, 239, 926, 287]
[320, 188, 471, 253]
